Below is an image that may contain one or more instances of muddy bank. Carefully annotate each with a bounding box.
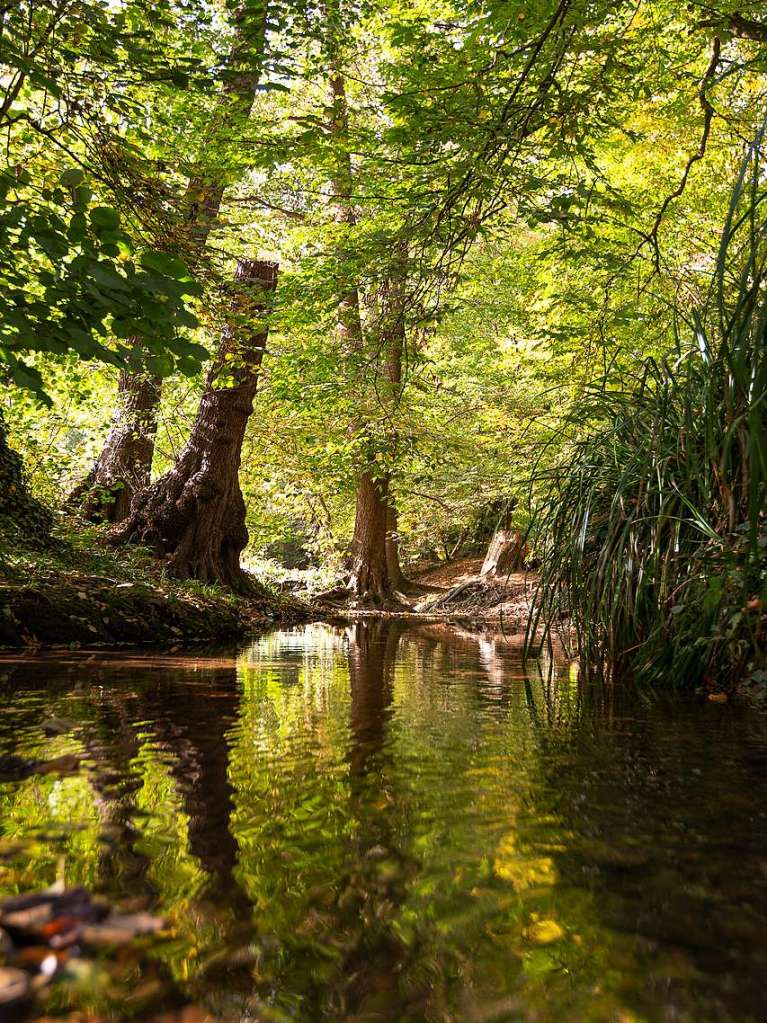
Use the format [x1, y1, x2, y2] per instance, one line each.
[0, 572, 309, 649]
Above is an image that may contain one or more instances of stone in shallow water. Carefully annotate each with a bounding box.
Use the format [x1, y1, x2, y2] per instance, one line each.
[0, 965, 31, 1006]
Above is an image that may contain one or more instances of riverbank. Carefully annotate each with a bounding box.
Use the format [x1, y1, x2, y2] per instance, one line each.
[0, 518, 538, 650]
[312, 556, 537, 629]
[0, 520, 310, 650]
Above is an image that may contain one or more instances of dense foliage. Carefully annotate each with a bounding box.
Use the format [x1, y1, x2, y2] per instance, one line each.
[531, 137, 767, 692]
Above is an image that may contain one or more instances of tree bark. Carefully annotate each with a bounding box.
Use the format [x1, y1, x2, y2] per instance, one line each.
[0, 409, 52, 544]
[480, 529, 527, 577]
[385, 502, 407, 592]
[348, 250, 412, 601]
[70, 365, 161, 523]
[111, 260, 278, 592]
[326, 52, 397, 604]
[348, 471, 391, 604]
[324, 17, 410, 604]
[73, 4, 268, 523]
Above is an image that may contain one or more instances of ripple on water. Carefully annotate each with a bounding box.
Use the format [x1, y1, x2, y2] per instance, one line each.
[0, 623, 765, 1022]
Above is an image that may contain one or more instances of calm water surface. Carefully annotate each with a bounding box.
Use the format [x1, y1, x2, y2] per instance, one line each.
[0, 622, 766, 1022]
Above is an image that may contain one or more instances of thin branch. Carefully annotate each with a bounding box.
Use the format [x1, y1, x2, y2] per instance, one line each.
[642, 34, 722, 273]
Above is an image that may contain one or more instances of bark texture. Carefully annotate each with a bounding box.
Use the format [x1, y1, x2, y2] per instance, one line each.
[71, 365, 161, 523]
[348, 255, 411, 601]
[349, 472, 392, 604]
[73, 4, 267, 523]
[111, 260, 277, 591]
[480, 529, 527, 577]
[0, 409, 52, 544]
[385, 503, 408, 592]
[325, 20, 410, 603]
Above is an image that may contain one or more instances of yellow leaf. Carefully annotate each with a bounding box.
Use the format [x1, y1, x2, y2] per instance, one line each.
[527, 919, 564, 945]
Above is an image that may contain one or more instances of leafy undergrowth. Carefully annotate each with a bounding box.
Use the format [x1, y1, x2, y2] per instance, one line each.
[0, 516, 310, 649]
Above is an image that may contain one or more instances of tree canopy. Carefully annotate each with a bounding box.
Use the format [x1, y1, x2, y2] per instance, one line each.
[3, 0, 767, 677]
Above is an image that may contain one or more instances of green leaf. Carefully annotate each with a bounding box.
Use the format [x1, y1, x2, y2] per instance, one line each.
[140, 249, 191, 280]
[147, 354, 175, 378]
[89, 206, 120, 231]
[60, 168, 84, 188]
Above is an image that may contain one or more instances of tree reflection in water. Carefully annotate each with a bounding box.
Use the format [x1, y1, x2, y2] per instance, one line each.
[0, 627, 766, 1023]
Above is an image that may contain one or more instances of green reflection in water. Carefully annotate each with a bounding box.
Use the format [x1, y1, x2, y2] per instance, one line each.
[0, 625, 765, 1022]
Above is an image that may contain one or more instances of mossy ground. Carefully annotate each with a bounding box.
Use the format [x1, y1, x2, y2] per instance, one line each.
[0, 516, 310, 649]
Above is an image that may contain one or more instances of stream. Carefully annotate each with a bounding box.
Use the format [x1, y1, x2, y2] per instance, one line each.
[0, 621, 766, 1022]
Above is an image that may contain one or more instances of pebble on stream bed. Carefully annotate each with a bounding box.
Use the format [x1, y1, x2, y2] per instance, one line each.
[0, 885, 165, 1019]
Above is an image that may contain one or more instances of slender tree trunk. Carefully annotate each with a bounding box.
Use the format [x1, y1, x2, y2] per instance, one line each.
[73, 5, 268, 523]
[324, 15, 409, 604]
[326, 55, 397, 604]
[385, 503, 407, 591]
[348, 253, 411, 602]
[70, 365, 161, 522]
[111, 260, 278, 591]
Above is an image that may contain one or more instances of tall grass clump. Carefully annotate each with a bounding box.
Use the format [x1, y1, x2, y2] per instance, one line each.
[530, 132, 767, 695]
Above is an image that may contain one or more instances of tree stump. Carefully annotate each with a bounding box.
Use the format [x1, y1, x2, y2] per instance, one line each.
[480, 529, 527, 577]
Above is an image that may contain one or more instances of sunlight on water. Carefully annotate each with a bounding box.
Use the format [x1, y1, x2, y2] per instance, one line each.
[0, 622, 766, 1021]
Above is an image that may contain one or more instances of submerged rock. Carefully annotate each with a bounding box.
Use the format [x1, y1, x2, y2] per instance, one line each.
[0, 885, 166, 1019]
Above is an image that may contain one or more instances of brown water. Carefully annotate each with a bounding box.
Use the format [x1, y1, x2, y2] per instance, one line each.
[0, 621, 766, 1022]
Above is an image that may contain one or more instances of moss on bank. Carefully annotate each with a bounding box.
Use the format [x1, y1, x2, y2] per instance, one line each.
[0, 517, 310, 649]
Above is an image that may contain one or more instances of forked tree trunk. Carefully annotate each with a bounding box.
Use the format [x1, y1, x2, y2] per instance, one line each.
[73, 5, 268, 523]
[111, 260, 277, 591]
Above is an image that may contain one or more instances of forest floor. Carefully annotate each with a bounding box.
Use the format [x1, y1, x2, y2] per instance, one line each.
[413, 558, 536, 625]
[314, 555, 537, 627]
[0, 519, 537, 650]
[0, 520, 310, 650]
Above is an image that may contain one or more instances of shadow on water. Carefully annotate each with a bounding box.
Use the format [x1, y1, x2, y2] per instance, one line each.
[0, 624, 766, 1021]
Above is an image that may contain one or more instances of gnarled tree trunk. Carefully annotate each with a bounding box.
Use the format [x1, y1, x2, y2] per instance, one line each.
[73, 4, 268, 523]
[111, 260, 278, 592]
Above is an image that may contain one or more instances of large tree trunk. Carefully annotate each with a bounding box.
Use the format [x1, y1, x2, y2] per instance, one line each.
[0, 409, 52, 544]
[349, 472, 391, 604]
[73, 5, 268, 524]
[111, 260, 278, 592]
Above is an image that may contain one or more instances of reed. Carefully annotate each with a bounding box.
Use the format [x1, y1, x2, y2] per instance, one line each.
[529, 130, 767, 692]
